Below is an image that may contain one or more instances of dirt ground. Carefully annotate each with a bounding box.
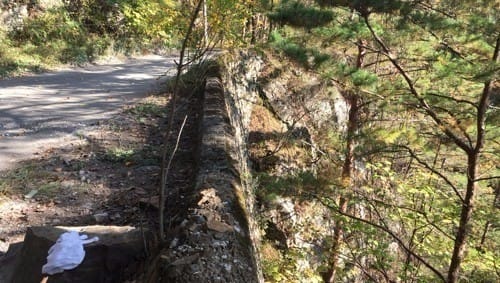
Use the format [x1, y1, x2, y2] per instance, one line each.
[0, 94, 171, 274]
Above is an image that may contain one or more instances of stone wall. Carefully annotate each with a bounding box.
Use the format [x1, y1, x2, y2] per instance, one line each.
[158, 58, 264, 282]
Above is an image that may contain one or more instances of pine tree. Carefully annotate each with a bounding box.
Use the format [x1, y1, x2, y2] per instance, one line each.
[266, 0, 499, 281]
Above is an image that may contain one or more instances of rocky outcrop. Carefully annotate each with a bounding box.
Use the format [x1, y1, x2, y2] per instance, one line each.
[230, 51, 346, 281]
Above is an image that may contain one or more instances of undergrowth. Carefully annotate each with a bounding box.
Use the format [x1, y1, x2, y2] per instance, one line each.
[0, 1, 180, 77]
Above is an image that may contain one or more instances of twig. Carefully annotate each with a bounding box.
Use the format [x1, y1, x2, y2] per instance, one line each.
[159, 0, 205, 242]
[159, 114, 188, 241]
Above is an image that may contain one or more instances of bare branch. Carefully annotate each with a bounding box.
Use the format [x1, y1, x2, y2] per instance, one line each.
[358, 195, 455, 241]
[425, 92, 478, 109]
[474, 176, 500, 183]
[399, 145, 465, 204]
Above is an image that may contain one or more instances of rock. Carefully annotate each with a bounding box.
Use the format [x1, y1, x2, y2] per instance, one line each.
[0, 239, 9, 254]
[11, 225, 151, 283]
[0, 242, 23, 283]
[93, 212, 109, 223]
[206, 218, 233, 233]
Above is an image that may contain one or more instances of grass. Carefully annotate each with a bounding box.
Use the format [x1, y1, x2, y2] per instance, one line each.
[127, 102, 166, 120]
[0, 163, 58, 196]
[102, 147, 136, 163]
[0, 32, 49, 77]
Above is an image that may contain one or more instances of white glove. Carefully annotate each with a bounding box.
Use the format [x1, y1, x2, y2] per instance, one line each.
[42, 231, 99, 275]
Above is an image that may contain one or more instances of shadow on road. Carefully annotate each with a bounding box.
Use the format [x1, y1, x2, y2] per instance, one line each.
[0, 55, 176, 170]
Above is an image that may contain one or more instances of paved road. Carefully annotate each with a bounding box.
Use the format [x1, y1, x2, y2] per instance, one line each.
[0, 54, 175, 170]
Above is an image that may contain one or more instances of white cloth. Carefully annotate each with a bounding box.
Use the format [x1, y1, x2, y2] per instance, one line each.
[42, 231, 99, 275]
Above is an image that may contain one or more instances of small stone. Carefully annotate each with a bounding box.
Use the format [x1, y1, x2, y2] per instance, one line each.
[169, 238, 179, 249]
[223, 263, 232, 272]
[0, 240, 9, 253]
[63, 158, 71, 166]
[93, 212, 109, 223]
[213, 232, 225, 240]
[24, 190, 38, 199]
[207, 219, 233, 233]
[110, 213, 121, 220]
[170, 254, 199, 266]
[187, 223, 199, 232]
[234, 224, 241, 234]
[180, 219, 189, 228]
[192, 215, 206, 224]
[212, 240, 228, 248]
[190, 263, 201, 273]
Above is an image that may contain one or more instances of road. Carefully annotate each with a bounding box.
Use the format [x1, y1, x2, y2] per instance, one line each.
[0, 54, 175, 170]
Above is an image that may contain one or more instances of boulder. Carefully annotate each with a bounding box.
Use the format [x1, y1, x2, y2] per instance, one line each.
[11, 226, 151, 283]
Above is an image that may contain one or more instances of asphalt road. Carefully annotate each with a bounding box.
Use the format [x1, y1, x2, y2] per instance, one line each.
[0, 54, 175, 170]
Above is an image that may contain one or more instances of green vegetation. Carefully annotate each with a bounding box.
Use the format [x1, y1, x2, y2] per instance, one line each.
[0, 164, 59, 196]
[0, 0, 181, 77]
[253, 0, 499, 282]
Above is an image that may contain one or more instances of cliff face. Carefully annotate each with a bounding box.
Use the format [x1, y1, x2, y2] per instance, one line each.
[219, 50, 348, 282]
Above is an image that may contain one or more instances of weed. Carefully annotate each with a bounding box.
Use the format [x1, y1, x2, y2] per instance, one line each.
[38, 182, 61, 197]
[102, 147, 135, 163]
[127, 102, 165, 119]
[0, 163, 56, 195]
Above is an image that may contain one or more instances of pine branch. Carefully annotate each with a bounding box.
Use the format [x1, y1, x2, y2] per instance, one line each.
[362, 15, 473, 155]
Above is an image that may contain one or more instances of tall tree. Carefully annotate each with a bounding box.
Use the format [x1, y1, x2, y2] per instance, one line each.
[268, 0, 499, 281]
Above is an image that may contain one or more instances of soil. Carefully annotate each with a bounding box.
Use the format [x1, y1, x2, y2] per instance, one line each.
[0, 89, 201, 281]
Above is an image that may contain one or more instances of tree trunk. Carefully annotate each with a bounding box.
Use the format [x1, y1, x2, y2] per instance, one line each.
[447, 34, 499, 283]
[326, 91, 360, 282]
[202, 0, 208, 45]
[447, 154, 477, 283]
[326, 41, 365, 282]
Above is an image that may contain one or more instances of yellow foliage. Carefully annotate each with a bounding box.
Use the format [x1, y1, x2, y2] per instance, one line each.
[158, 0, 175, 9]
